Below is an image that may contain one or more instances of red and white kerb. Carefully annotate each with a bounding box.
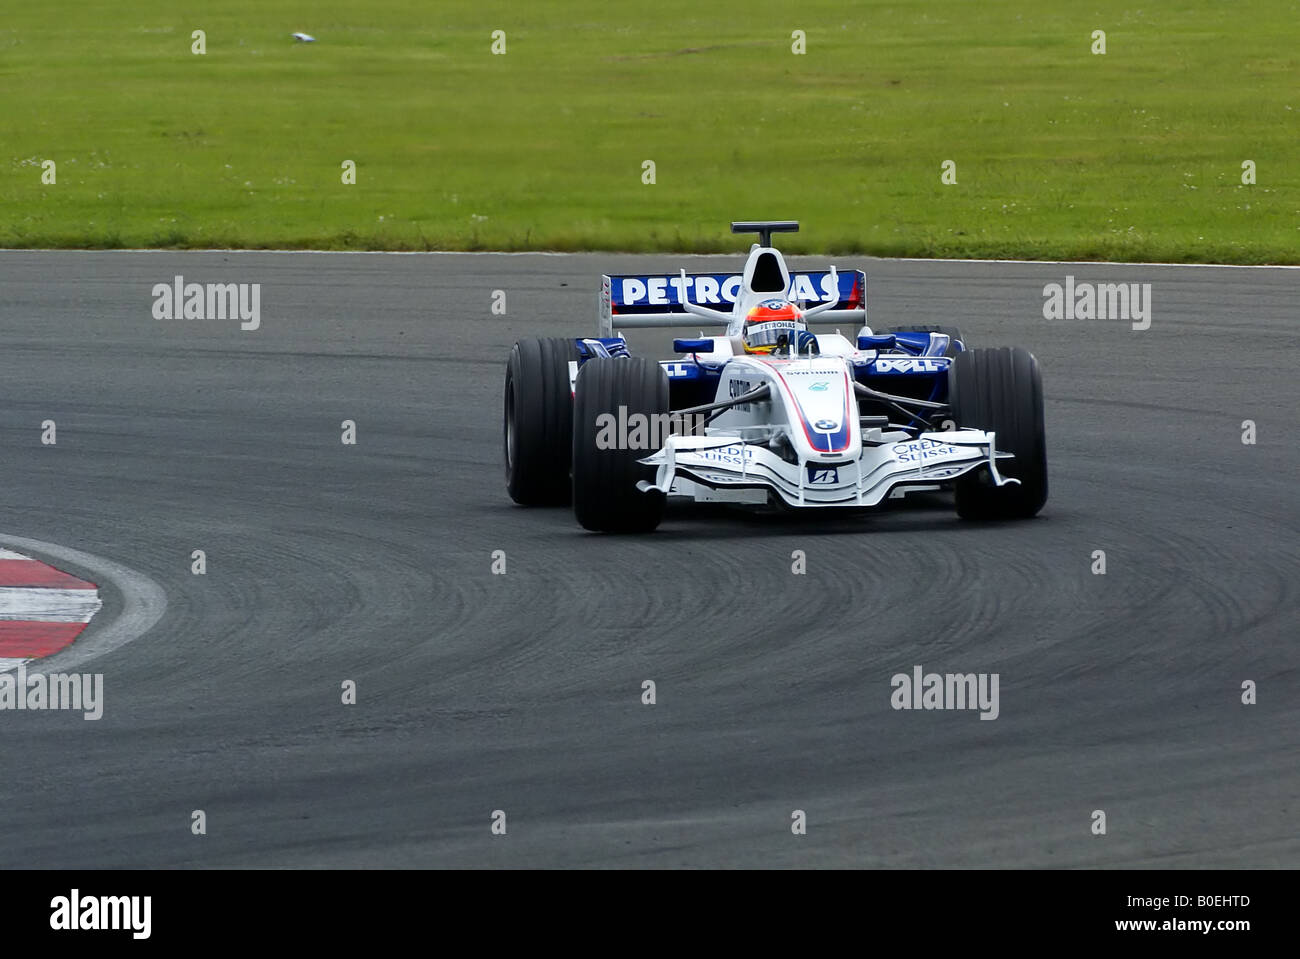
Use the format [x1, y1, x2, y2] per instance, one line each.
[0, 548, 103, 673]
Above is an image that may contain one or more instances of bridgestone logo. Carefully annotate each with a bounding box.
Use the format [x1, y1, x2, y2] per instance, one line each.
[594, 406, 708, 450]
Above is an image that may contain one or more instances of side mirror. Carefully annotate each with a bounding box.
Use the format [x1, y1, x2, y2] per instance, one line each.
[673, 338, 714, 353]
[857, 334, 897, 350]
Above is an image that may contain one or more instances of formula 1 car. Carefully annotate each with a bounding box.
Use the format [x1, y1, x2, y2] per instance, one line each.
[504, 221, 1047, 532]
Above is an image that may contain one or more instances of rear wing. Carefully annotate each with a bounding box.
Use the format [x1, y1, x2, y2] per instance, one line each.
[599, 270, 867, 336]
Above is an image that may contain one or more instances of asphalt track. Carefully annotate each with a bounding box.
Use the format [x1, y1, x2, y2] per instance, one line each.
[0, 250, 1295, 868]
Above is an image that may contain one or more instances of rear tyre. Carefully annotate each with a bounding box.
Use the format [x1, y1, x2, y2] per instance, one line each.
[949, 347, 1048, 520]
[504, 337, 579, 505]
[573, 357, 669, 533]
[883, 324, 966, 356]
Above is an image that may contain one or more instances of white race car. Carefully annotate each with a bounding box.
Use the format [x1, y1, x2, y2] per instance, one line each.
[504, 221, 1047, 532]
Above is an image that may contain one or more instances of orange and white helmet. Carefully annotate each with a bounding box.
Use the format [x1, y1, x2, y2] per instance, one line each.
[742, 299, 806, 354]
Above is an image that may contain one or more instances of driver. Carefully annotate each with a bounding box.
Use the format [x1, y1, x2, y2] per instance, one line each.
[741, 299, 819, 355]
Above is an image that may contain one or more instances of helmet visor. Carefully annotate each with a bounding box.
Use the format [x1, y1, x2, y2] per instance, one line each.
[745, 319, 801, 350]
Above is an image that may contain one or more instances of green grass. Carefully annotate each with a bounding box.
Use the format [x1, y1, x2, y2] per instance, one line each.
[1, 1, 1297, 260]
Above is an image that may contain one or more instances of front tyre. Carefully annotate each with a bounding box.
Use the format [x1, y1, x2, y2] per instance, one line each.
[572, 357, 669, 533]
[949, 347, 1048, 520]
[504, 337, 579, 505]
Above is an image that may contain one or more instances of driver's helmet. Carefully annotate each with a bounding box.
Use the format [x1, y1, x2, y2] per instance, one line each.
[742, 299, 806, 354]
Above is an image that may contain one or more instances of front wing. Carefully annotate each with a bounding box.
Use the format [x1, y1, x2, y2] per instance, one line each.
[636, 429, 1019, 508]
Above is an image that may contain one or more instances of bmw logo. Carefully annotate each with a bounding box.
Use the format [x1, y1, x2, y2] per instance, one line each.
[814, 419, 839, 431]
